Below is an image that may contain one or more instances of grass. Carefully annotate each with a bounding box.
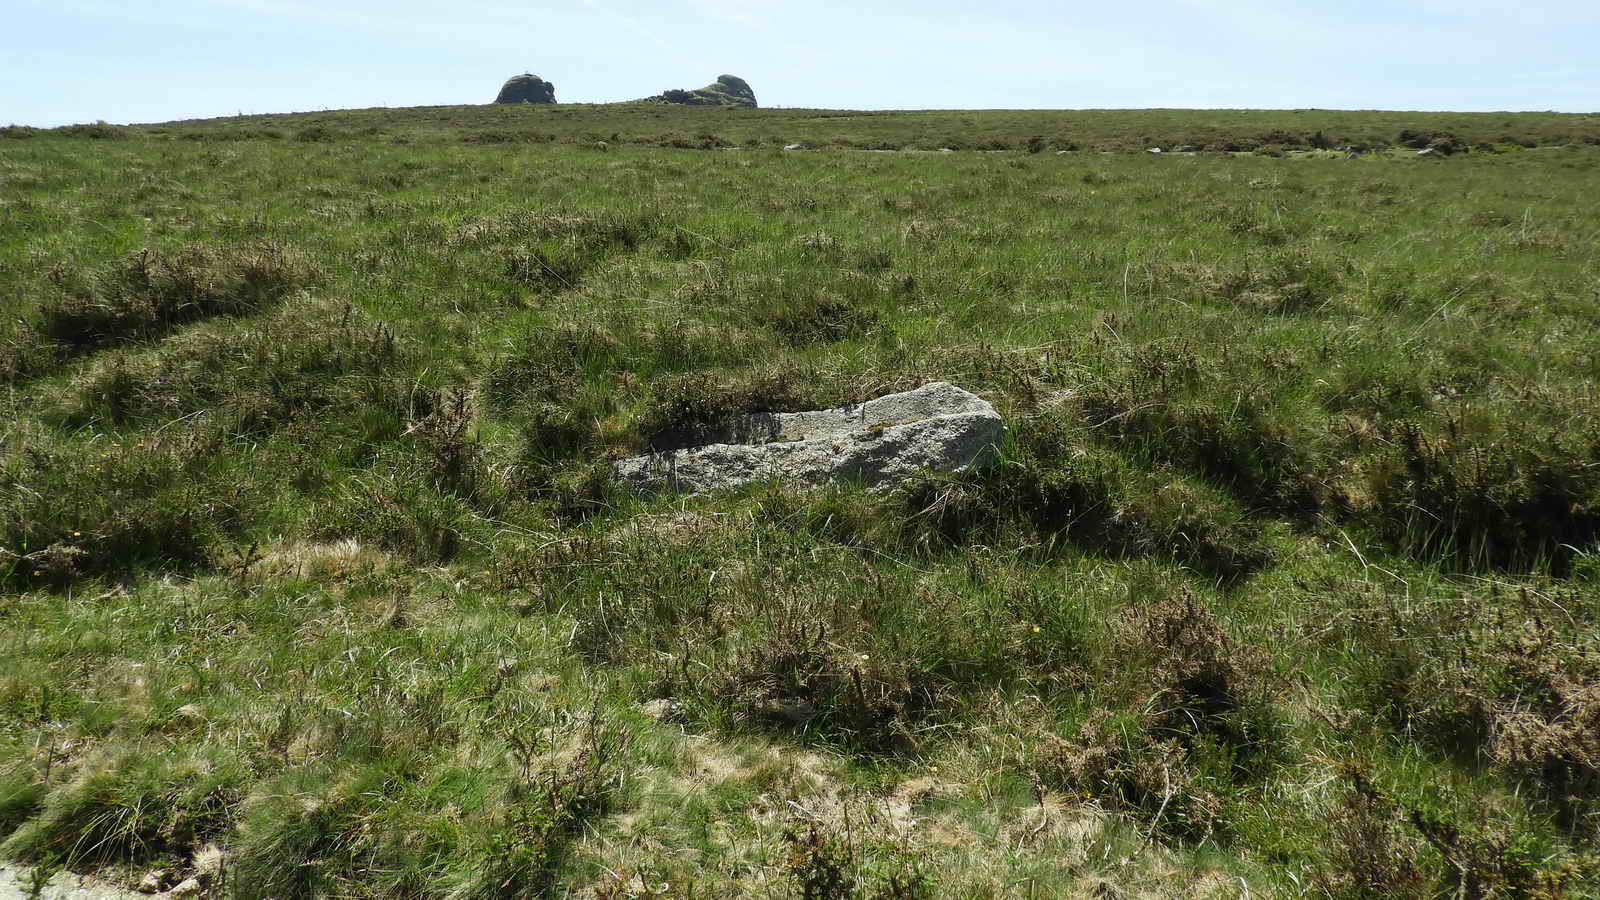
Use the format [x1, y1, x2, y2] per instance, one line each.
[79, 102, 1600, 154]
[1, 102, 1598, 897]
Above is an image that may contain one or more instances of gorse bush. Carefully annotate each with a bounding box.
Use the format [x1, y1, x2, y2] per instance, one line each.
[1036, 710, 1226, 842]
[768, 293, 881, 346]
[1312, 771, 1582, 899]
[1034, 588, 1279, 844]
[293, 124, 335, 143]
[314, 452, 487, 562]
[886, 412, 1272, 579]
[706, 618, 937, 755]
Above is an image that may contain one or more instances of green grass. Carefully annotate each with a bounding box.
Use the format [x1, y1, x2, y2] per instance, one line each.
[1, 104, 1599, 897]
[115, 102, 1600, 153]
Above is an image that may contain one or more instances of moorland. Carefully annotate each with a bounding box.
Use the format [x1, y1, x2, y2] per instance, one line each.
[2, 103, 1600, 898]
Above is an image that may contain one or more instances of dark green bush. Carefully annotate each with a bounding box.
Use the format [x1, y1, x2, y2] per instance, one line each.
[51, 122, 128, 140]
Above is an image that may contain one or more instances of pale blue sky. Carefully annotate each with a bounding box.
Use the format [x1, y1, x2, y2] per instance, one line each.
[5, 0, 1597, 126]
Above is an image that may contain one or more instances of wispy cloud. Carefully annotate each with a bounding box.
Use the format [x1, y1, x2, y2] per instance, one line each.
[582, 0, 684, 55]
[682, 0, 776, 31]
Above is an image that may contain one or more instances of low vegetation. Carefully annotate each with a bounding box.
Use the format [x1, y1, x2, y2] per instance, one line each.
[30, 102, 1592, 154]
[1, 103, 1598, 897]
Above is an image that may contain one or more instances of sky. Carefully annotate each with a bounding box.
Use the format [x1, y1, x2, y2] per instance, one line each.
[4, 0, 1597, 127]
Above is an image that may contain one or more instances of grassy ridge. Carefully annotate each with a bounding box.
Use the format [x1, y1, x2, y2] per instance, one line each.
[9, 102, 1600, 152]
[2, 114, 1599, 897]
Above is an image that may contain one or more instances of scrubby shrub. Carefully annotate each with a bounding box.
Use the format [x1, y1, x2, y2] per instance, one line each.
[635, 370, 744, 448]
[483, 212, 652, 293]
[1036, 710, 1224, 842]
[0, 750, 239, 868]
[38, 242, 312, 355]
[504, 244, 591, 291]
[52, 121, 129, 140]
[1079, 380, 1320, 524]
[69, 301, 402, 431]
[896, 410, 1273, 579]
[768, 293, 880, 346]
[0, 326, 61, 383]
[474, 717, 631, 899]
[1313, 771, 1580, 899]
[1034, 588, 1277, 843]
[780, 823, 935, 900]
[407, 388, 486, 503]
[1255, 129, 1307, 149]
[483, 324, 622, 409]
[315, 454, 486, 562]
[1368, 422, 1600, 572]
[709, 620, 934, 754]
[1, 436, 236, 588]
[1399, 129, 1467, 155]
[179, 128, 283, 141]
[1312, 772, 1433, 899]
[483, 325, 620, 471]
[1400, 617, 1600, 829]
[1109, 590, 1260, 743]
[462, 129, 552, 145]
[627, 366, 831, 453]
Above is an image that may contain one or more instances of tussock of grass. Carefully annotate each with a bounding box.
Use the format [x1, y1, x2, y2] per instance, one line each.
[0, 748, 240, 868]
[38, 242, 313, 357]
[2, 432, 235, 587]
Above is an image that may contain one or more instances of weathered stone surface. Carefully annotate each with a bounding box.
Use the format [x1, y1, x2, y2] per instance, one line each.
[615, 383, 1001, 494]
[644, 74, 758, 108]
[494, 73, 556, 105]
[0, 864, 146, 900]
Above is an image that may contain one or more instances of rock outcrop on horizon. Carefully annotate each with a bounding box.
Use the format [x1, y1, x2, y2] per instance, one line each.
[494, 73, 556, 105]
[644, 74, 758, 108]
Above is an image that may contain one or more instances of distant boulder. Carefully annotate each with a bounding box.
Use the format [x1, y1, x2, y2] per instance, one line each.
[644, 74, 757, 108]
[495, 73, 556, 105]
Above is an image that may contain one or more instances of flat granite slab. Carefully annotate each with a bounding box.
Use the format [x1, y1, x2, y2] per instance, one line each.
[614, 382, 1003, 494]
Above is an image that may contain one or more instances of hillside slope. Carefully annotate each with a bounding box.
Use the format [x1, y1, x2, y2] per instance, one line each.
[24, 102, 1592, 153]
[2, 114, 1599, 897]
